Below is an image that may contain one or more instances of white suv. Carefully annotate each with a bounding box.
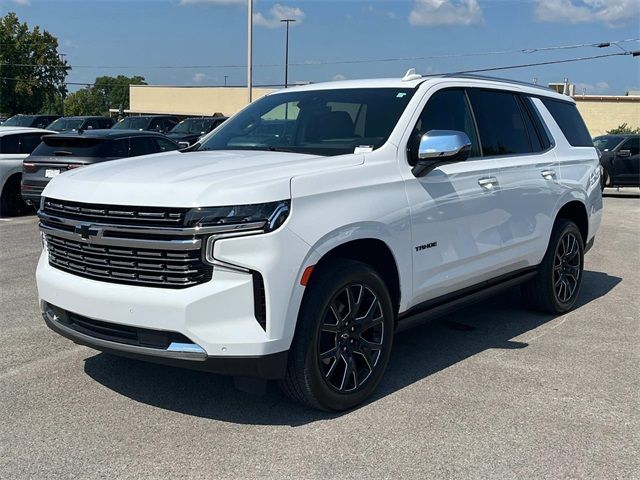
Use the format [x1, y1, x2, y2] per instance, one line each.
[36, 74, 602, 410]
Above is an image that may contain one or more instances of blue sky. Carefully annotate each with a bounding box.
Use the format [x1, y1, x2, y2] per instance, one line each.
[2, 0, 639, 94]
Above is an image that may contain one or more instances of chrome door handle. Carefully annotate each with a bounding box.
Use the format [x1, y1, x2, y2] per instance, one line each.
[478, 177, 498, 190]
[541, 170, 557, 180]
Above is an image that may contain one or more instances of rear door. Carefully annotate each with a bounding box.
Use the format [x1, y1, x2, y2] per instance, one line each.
[467, 89, 560, 269]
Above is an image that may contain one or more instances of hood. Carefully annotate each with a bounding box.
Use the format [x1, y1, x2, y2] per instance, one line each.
[43, 149, 364, 207]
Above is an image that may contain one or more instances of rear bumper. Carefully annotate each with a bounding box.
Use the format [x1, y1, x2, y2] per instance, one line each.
[42, 302, 288, 379]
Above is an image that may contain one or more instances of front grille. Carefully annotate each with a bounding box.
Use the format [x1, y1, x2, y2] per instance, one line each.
[45, 234, 212, 288]
[49, 304, 193, 349]
[43, 198, 187, 227]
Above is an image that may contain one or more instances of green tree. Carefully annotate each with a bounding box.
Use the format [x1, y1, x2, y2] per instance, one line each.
[607, 123, 640, 135]
[0, 12, 69, 116]
[64, 75, 147, 116]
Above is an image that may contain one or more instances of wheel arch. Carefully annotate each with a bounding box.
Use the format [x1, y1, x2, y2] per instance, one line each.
[304, 237, 402, 318]
[555, 199, 588, 245]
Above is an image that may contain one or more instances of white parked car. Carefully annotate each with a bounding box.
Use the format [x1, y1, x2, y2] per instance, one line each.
[36, 73, 602, 410]
[0, 127, 52, 216]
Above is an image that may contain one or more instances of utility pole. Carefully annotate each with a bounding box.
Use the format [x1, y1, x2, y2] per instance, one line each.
[224, 75, 228, 87]
[247, 0, 253, 102]
[280, 18, 296, 88]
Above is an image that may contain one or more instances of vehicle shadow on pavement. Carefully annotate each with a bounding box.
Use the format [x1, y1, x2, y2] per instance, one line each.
[83, 270, 621, 426]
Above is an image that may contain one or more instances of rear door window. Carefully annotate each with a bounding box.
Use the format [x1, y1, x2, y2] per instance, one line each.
[467, 90, 535, 156]
[102, 138, 129, 158]
[18, 133, 45, 154]
[129, 136, 159, 157]
[0, 134, 20, 154]
[541, 99, 592, 147]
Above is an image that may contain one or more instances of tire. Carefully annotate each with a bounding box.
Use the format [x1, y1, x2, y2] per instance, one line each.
[0, 175, 28, 217]
[522, 219, 584, 314]
[280, 260, 395, 411]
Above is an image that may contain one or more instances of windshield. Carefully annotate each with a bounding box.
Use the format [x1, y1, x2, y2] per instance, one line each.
[48, 118, 85, 132]
[3, 116, 36, 127]
[593, 136, 623, 152]
[171, 118, 215, 135]
[113, 117, 150, 130]
[198, 88, 415, 156]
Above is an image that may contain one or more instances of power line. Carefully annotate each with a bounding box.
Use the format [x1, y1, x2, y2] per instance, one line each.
[1, 38, 638, 70]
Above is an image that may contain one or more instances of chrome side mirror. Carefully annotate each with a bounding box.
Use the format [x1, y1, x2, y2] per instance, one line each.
[414, 130, 472, 177]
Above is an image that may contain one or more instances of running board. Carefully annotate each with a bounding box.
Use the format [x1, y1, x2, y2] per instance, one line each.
[396, 267, 538, 333]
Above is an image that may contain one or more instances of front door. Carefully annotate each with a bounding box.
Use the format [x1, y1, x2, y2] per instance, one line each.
[401, 87, 503, 306]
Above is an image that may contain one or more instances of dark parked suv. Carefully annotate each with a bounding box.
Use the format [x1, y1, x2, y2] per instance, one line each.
[2, 114, 60, 129]
[21, 130, 180, 205]
[166, 116, 228, 146]
[594, 134, 640, 189]
[47, 116, 115, 132]
[112, 115, 178, 134]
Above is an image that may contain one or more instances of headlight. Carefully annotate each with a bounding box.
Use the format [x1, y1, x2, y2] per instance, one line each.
[186, 200, 291, 266]
[185, 200, 290, 231]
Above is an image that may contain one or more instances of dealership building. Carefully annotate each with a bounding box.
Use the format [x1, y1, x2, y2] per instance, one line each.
[118, 83, 640, 137]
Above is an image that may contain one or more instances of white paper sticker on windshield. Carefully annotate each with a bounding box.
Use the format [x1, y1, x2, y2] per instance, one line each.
[354, 145, 374, 154]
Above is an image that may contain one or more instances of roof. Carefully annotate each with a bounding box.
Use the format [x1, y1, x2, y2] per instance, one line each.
[274, 73, 570, 102]
[0, 126, 54, 136]
[47, 129, 169, 139]
[58, 116, 112, 120]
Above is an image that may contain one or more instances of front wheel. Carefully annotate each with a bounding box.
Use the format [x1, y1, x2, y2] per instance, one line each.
[280, 260, 394, 411]
[522, 219, 584, 314]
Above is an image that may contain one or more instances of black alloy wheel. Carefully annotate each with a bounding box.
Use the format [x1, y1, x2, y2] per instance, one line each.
[553, 231, 581, 303]
[318, 284, 385, 393]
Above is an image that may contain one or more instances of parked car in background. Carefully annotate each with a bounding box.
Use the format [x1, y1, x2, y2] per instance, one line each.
[0, 127, 52, 216]
[2, 114, 60, 129]
[0, 117, 7, 125]
[36, 74, 602, 411]
[48, 116, 115, 132]
[22, 130, 180, 206]
[166, 116, 228, 147]
[112, 115, 178, 134]
[594, 134, 640, 190]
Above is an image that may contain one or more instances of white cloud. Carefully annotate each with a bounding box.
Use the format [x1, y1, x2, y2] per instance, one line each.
[253, 4, 305, 29]
[1, 0, 31, 5]
[534, 0, 639, 28]
[192, 72, 207, 83]
[409, 0, 484, 26]
[575, 81, 610, 94]
[332, 74, 347, 81]
[180, 0, 244, 5]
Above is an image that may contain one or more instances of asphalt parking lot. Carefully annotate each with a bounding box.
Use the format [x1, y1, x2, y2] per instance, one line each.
[0, 192, 638, 479]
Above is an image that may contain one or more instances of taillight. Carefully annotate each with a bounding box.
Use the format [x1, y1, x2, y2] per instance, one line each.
[23, 162, 37, 173]
[67, 164, 83, 170]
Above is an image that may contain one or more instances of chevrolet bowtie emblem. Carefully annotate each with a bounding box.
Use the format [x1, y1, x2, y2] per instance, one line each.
[74, 223, 100, 240]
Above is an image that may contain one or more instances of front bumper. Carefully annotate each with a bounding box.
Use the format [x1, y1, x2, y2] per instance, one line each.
[42, 302, 288, 378]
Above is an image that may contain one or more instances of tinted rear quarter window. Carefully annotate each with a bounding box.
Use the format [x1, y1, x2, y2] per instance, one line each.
[102, 138, 129, 158]
[541, 99, 592, 147]
[467, 90, 533, 156]
[0, 134, 20, 154]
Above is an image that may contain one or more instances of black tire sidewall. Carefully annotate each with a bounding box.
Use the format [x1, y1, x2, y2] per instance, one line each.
[298, 261, 394, 411]
[545, 220, 585, 312]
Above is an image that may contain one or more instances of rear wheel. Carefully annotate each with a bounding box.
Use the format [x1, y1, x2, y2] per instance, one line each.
[0, 175, 28, 217]
[522, 219, 584, 314]
[280, 260, 394, 411]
